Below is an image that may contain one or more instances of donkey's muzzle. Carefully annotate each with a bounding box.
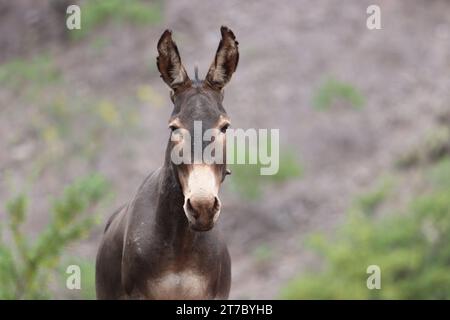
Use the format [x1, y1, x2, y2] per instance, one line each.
[184, 195, 221, 231]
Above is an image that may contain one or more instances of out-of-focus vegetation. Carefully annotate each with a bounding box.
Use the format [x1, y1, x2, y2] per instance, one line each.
[281, 156, 450, 299]
[354, 177, 394, 216]
[0, 55, 60, 87]
[0, 175, 109, 299]
[71, 0, 162, 40]
[229, 138, 303, 199]
[313, 78, 365, 110]
[60, 257, 97, 299]
[252, 244, 273, 264]
[397, 125, 450, 168]
[1, 56, 140, 176]
[0, 0, 158, 301]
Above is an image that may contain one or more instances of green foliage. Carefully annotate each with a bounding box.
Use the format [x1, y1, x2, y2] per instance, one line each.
[0, 175, 109, 299]
[429, 158, 450, 188]
[313, 78, 365, 110]
[353, 177, 394, 216]
[0, 55, 60, 87]
[229, 141, 302, 199]
[31, 93, 140, 173]
[76, 260, 96, 300]
[281, 157, 450, 299]
[269, 151, 303, 183]
[396, 126, 450, 168]
[72, 0, 162, 39]
[253, 244, 273, 264]
[60, 258, 97, 300]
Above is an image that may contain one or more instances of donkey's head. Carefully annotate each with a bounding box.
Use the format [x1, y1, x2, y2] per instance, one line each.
[157, 26, 239, 231]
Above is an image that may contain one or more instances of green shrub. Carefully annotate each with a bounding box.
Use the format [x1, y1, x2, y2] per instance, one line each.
[396, 126, 450, 168]
[0, 55, 60, 87]
[429, 158, 450, 188]
[281, 158, 450, 299]
[229, 141, 302, 199]
[72, 0, 162, 40]
[253, 244, 273, 264]
[0, 174, 109, 299]
[353, 177, 394, 216]
[59, 258, 97, 300]
[313, 78, 365, 110]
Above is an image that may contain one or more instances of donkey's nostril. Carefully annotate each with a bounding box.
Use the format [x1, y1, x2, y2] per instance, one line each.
[213, 197, 220, 211]
[187, 198, 199, 218]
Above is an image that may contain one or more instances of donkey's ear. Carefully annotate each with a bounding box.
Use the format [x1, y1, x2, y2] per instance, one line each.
[205, 26, 239, 90]
[157, 30, 190, 91]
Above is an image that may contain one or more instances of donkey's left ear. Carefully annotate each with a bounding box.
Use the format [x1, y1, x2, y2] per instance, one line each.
[205, 26, 239, 90]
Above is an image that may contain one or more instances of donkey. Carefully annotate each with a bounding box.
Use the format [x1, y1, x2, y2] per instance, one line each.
[95, 26, 239, 299]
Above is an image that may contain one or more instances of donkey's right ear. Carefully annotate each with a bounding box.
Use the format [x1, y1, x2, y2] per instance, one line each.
[157, 30, 191, 91]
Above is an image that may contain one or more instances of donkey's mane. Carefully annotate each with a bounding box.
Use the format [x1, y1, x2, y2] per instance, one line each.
[193, 64, 201, 87]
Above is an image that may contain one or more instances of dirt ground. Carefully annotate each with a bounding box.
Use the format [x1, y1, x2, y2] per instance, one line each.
[1, 0, 449, 299]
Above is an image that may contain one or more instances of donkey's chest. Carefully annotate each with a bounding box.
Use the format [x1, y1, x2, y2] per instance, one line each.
[147, 269, 211, 299]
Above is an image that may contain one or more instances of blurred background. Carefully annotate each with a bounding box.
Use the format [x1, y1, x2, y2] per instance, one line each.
[0, 0, 450, 299]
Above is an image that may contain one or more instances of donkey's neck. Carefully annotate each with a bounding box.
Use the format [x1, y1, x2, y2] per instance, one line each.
[153, 160, 197, 248]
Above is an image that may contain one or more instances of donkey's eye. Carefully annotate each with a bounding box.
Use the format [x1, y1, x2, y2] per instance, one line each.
[220, 124, 230, 133]
[169, 125, 178, 132]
